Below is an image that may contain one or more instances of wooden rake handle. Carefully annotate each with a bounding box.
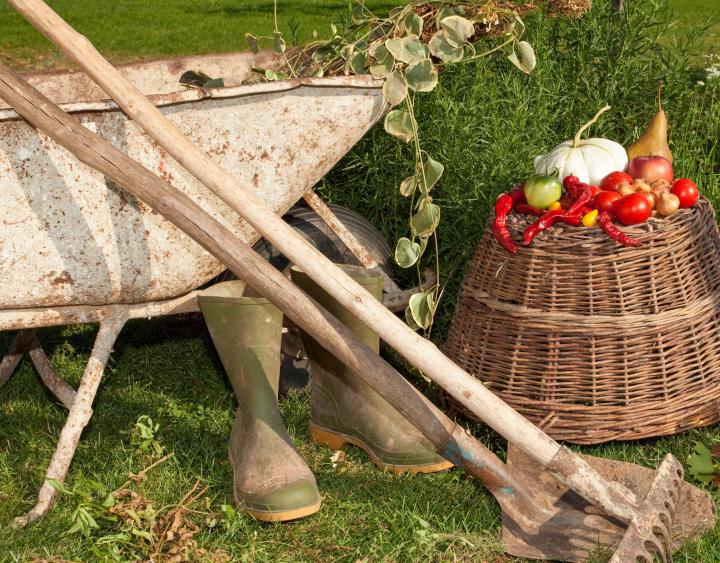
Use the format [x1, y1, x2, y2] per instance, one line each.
[8, 0, 641, 522]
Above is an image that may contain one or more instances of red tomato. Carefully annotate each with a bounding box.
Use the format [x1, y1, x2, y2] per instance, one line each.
[590, 185, 602, 197]
[671, 178, 699, 208]
[600, 171, 633, 192]
[592, 191, 623, 214]
[613, 193, 652, 226]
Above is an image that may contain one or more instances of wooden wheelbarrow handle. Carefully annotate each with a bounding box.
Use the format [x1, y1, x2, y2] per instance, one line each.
[8, 0, 639, 523]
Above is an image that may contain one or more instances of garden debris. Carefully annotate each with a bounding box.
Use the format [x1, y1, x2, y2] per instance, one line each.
[330, 450, 346, 468]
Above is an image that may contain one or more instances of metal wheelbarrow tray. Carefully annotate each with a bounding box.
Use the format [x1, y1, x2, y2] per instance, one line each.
[0, 51, 385, 524]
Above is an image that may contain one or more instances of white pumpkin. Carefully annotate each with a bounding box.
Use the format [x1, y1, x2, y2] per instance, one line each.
[534, 106, 627, 186]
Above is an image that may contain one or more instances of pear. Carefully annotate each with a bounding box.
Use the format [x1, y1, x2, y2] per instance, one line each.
[627, 82, 673, 164]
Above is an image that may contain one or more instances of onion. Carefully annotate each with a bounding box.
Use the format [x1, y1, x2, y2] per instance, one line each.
[642, 192, 656, 209]
[633, 178, 652, 193]
[618, 184, 636, 196]
[656, 192, 680, 217]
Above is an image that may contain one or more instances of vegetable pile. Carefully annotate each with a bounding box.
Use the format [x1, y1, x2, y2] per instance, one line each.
[493, 89, 701, 253]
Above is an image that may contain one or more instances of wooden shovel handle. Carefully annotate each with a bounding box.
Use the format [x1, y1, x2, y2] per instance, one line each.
[8, 0, 640, 521]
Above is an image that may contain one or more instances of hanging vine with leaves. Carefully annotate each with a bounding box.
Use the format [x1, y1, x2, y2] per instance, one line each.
[243, 1, 539, 333]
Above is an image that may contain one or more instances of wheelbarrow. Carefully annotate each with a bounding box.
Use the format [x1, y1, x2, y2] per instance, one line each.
[0, 49, 427, 522]
[0, 1, 716, 559]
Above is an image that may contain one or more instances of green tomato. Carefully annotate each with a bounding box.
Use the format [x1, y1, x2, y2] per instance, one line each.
[524, 174, 562, 209]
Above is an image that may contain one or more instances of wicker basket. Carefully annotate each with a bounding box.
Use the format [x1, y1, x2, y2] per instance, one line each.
[443, 197, 720, 444]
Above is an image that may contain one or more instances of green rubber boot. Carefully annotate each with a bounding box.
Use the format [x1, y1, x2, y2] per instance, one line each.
[198, 281, 321, 522]
[290, 265, 452, 474]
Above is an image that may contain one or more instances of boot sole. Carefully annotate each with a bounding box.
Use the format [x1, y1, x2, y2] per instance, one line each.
[246, 500, 321, 523]
[310, 424, 453, 475]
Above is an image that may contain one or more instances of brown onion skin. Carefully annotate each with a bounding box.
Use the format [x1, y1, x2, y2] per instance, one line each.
[656, 192, 680, 217]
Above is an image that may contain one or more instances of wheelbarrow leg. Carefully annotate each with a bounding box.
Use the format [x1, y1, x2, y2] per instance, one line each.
[0, 329, 35, 389]
[12, 315, 125, 528]
[2, 330, 77, 408]
[27, 335, 77, 409]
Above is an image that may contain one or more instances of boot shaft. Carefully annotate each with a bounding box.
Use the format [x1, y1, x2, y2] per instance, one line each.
[290, 265, 382, 374]
[198, 281, 283, 417]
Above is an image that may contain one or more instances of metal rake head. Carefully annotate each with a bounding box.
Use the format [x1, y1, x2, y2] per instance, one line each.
[608, 454, 682, 563]
[501, 445, 716, 562]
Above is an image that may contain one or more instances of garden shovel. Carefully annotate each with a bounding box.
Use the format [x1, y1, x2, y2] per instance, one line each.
[0, 54, 715, 562]
[5, 1, 719, 559]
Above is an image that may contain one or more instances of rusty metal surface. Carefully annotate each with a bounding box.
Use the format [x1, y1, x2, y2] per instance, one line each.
[0, 52, 384, 309]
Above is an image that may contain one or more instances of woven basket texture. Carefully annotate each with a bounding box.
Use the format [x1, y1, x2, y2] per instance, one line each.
[443, 197, 720, 444]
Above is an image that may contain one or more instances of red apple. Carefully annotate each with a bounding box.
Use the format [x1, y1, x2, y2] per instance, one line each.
[628, 156, 674, 184]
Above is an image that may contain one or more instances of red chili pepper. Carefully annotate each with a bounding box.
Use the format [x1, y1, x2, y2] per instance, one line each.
[523, 178, 593, 245]
[598, 211, 642, 247]
[563, 175, 586, 199]
[514, 202, 545, 216]
[522, 209, 565, 244]
[492, 186, 525, 253]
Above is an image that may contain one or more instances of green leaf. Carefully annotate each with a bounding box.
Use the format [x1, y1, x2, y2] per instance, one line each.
[404, 12, 423, 37]
[265, 69, 288, 81]
[385, 35, 428, 65]
[508, 40, 536, 74]
[351, 50, 368, 74]
[273, 31, 286, 54]
[405, 59, 438, 92]
[203, 77, 225, 89]
[395, 237, 421, 268]
[403, 35, 429, 64]
[440, 15, 475, 47]
[47, 478, 73, 496]
[411, 201, 441, 236]
[245, 33, 260, 54]
[384, 110, 414, 143]
[399, 175, 417, 197]
[688, 442, 717, 483]
[408, 290, 435, 330]
[383, 70, 408, 106]
[417, 156, 444, 193]
[341, 44, 355, 75]
[369, 42, 390, 63]
[404, 305, 420, 330]
[369, 46, 394, 78]
[435, 7, 456, 30]
[428, 31, 464, 63]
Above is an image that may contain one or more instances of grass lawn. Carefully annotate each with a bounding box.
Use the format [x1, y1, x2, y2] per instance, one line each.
[669, 0, 720, 56]
[1, 1, 720, 562]
[0, 0, 395, 71]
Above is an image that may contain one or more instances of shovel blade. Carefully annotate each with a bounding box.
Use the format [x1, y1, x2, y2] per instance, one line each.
[501, 444, 716, 562]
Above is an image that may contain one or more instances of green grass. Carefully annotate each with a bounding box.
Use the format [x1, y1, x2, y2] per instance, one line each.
[669, 0, 720, 55]
[0, 0, 395, 71]
[2, 1, 720, 561]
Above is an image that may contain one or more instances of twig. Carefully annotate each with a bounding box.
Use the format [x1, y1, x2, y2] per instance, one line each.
[116, 453, 174, 492]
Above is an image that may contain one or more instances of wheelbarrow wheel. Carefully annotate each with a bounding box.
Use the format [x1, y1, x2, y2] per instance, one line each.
[252, 202, 393, 276]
